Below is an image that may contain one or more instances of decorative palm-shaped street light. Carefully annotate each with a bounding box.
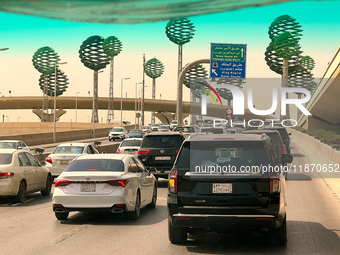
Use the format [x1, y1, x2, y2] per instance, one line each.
[144, 57, 164, 124]
[79, 35, 110, 124]
[103, 36, 123, 123]
[274, 32, 300, 122]
[32, 46, 60, 122]
[38, 68, 69, 97]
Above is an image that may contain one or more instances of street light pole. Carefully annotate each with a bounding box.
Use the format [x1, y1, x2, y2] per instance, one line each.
[53, 61, 67, 143]
[135, 82, 142, 128]
[75, 92, 80, 122]
[92, 70, 103, 137]
[121, 77, 130, 127]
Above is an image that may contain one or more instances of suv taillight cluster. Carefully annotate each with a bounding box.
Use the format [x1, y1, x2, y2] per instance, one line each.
[168, 169, 178, 193]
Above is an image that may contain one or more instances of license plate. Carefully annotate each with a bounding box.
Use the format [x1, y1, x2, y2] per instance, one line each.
[212, 183, 232, 193]
[80, 183, 96, 192]
[59, 160, 69, 165]
[155, 156, 171, 160]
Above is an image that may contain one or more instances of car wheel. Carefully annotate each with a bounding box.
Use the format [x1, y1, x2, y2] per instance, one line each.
[13, 181, 26, 203]
[270, 215, 287, 245]
[129, 191, 141, 220]
[168, 218, 187, 244]
[147, 185, 157, 209]
[41, 174, 52, 196]
[55, 212, 69, 220]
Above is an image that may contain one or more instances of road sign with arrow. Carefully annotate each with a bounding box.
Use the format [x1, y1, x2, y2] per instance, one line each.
[210, 43, 247, 79]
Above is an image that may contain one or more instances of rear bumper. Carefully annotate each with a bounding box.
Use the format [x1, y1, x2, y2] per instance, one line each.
[53, 204, 127, 213]
[170, 213, 277, 229]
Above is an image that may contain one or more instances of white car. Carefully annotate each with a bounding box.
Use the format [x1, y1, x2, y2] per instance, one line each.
[0, 149, 52, 203]
[45, 143, 100, 178]
[170, 120, 178, 130]
[52, 154, 157, 220]
[109, 127, 128, 141]
[0, 140, 30, 151]
[116, 138, 143, 156]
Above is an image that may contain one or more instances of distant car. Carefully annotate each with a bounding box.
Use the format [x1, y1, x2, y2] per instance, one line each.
[44, 143, 100, 178]
[109, 127, 128, 141]
[170, 120, 178, 130]
[0, 149, 52, 203]
[137, 132, 186, 179]
[52, 154, 157, 220]
[159, 126, 170, 132]
[213, 119, 228, 127]
[122, 120, 132, 125]
[0, 140, 30, 151]
[117, 138, 143, 156]
[174, 126, 196, 133]
[126, 129, 143, 139]
[193, 120, 204, 126]
[263, 126, 291, 154]
[150, 126, 160, 132]
[141, 126, 150, 133]
[199, 127, 225, 134]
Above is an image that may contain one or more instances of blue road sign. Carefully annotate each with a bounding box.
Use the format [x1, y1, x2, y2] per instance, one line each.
[210, 43, 247, 79]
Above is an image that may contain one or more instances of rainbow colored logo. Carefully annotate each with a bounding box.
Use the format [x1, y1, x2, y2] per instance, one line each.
[196, 82, 222, 106]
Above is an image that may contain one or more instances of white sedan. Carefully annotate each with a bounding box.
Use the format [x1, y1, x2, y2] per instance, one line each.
[45, 143, 100, 178]
[116, 138, 143, 155]
[52, 154, 157, 220]
[0, 149, 53, 203]
[0, 140, 30, 151]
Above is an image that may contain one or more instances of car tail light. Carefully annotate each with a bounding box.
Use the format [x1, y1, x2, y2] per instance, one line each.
[0, 172, 14, 179]
[177, 216, 191, 220]
[269, 171, 280, 193]
[255, 217, 271, 220]
[168, 169, 178, 193]
[137, 149, 150, 155]
[55, 179, 71, 187]
[116, 148, 120, 154]
[286, 135, 290, 141]
[46, 157, 52, 164]
[175, 149, 179, 154]
[279, 144, 284, 154]
[107, 180, 129, 187]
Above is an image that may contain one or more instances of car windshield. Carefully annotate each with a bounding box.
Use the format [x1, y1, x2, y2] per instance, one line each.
[64, 159, 124, 172]
[142, 135, 184, 148]
[177, 141, 270, 171]
[121, 140, 142, 147]
[0, 142, 16, 149]
[0, 153, 13, 164]
[53, 146, 84, 154]
[111, 128, 124, 132]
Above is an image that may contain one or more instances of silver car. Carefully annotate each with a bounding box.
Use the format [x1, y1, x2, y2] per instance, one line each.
[116, 138, 143, 156]
[45, 143, 99, 178]
[109, 127, 128, 141]
[0, 140, 30, 151]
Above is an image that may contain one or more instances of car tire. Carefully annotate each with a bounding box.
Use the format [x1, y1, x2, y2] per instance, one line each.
[41, 174, 52, 196]
[168, 218, 187, 244]
[129, 191, 141, 220]
[146, 185, 157, 209]
[13, 181, 26, 203]
[270, 215, 287, 245]
[55, 212, 69, 220]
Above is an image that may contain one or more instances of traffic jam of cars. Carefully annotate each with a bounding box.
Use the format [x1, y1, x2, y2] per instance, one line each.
[0, 120, 293, 245]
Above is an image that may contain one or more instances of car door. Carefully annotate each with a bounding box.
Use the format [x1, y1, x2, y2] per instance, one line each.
[134, 157, 154, 204]
[17, 152, 36, 191]
[25, 152, 46, 189]
[127, 158, 145, 204]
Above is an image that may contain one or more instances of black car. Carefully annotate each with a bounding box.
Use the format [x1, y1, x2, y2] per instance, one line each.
[263, 126, 291, 154]
[137, 132, 186, 179]
[167, 134, 292, 245]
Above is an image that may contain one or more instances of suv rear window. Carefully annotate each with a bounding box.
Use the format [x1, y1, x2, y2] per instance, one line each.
[121, 140, 142, 147]
[176, 141, 270, 170]
[142, 135, 184, 148]
[65, 159, 124, 172]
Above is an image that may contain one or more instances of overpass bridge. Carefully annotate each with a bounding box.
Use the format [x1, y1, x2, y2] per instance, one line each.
[299, 46, 340, 131]
[0, 96, 273, 124]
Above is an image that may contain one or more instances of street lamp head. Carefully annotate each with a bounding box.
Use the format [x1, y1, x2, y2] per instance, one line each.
[0, 48, 9, 51]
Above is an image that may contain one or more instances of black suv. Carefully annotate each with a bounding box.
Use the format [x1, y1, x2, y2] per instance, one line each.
[138, 132, 186, 179]
[167, 134, 292, 245]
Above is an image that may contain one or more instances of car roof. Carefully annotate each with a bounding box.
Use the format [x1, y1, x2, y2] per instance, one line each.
[0, 140, 23, 143]
[75, 153, 131, 160]
[144, 131, 184, 136]
[187, 133, 267, 142]
[57, 143, 89, 147]
[0, 149, 17, 153]
[243, 130, 280, 134]
[122, 138, 143, 141]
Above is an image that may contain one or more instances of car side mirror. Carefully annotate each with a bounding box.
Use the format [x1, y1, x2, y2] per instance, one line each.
[281, 154, 293, 164]
[288, 133, 292, 135]
[17, 146, 23, 150]
[40, 161, 47, 166]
